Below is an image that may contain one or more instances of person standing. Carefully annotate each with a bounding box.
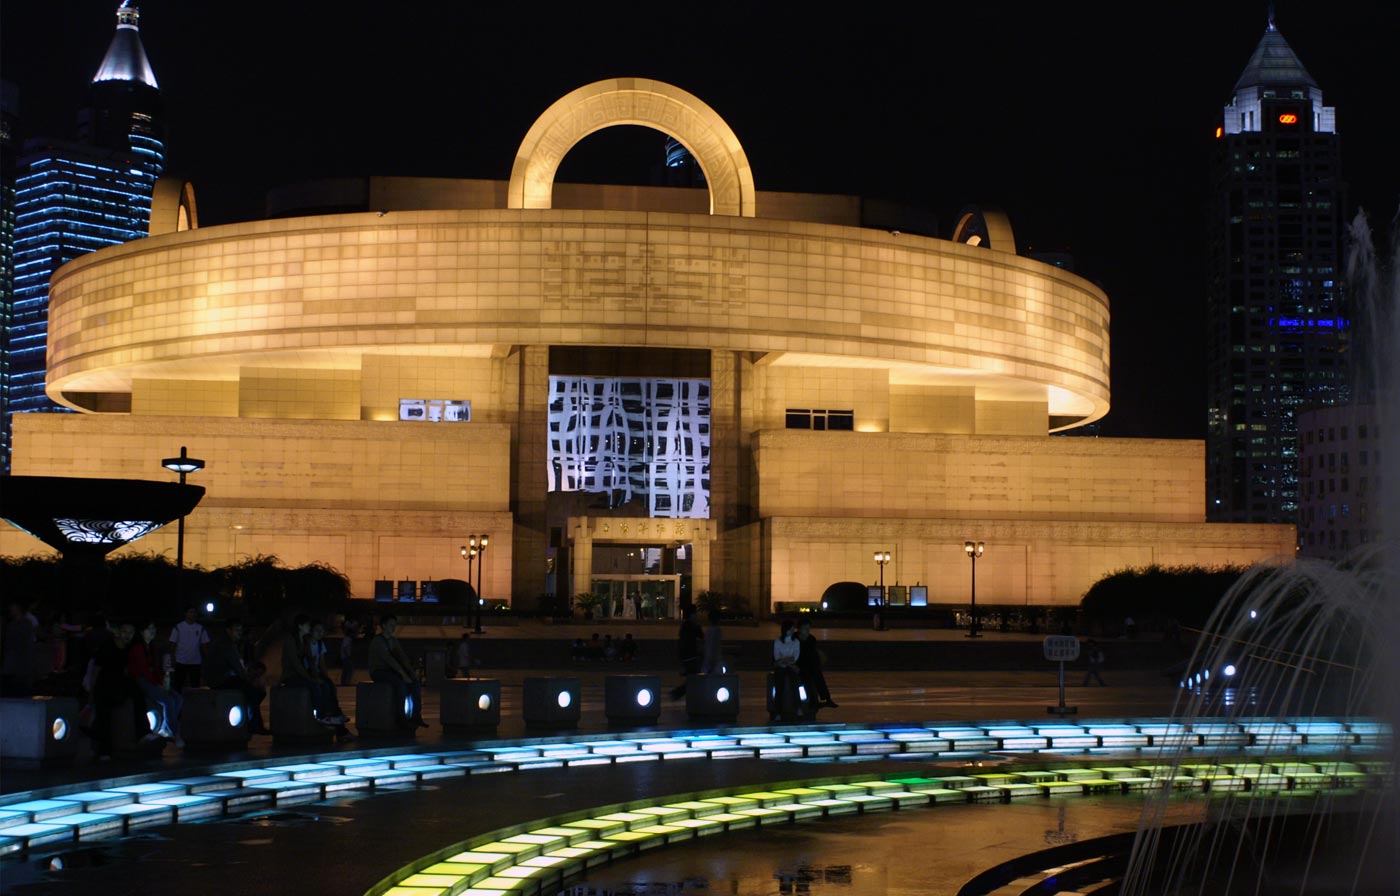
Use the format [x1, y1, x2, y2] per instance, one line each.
[369, 615, 428, 728]
[450, 633, 471, 678]
[168, 607, 210, 691]
[1082, 638, 1106, 686]
[339, 622, 357, 686]
[700, 609, 724, 674]
[797, 618, 837, 708]
[669, 605, 702, 700]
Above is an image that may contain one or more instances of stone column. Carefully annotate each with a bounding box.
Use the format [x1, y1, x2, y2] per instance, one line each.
[510, 345, 550, 609]
[570, 517, 593, 604]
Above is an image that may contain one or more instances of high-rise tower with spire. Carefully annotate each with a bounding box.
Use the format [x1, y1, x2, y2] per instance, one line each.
[1205, 17, 1347, 526]
[1, 3, 165, 471]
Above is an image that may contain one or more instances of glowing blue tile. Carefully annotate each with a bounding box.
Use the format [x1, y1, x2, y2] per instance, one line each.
[0, 810, 31, 829]
[144, 794, 224, 820]
[51, 791, 132, 813]
[381, 753, 441, 767]
[5, 822, 73, 847]
[613, 752, 659, 764]
[0, 835, 20, 856]
[401, 764, 470, 779]
[50, 811, 123, 839]
[213, 769, 290, 785]
[342, 769, 421, 786]
[707, 748, 757, 759]
[268, 763, 341, 779]
[756, 746, 804, 758]
[327, 758, 395, 773]
[986, 727, 1036, 738]
[103, 803, 175, 828]
[164, 776, 237, 793]
[4, 800, 81, 821]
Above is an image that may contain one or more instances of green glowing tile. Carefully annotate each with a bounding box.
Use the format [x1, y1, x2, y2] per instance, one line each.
[520, 851, 568, 868]
[422, 862, 485, 878]
[477, 841, 539, 856]
[566, 818, 626, 838]
[1179, 764, 1221, 777]
[1038, 782, 1084, 795]
[962, 786, 1004, 802]
[457, 889, 510, 896]
[702, 796, 757, 809]
[474, 876, 531, 891]
[1013, 771, 1059, 784]
[930, 775, 979, 789]
[971, 773, 1019, 785]
[442, 851, 513, 874]
[597, 812, 653, 829]
[704, 812, 755, 829]
[1271, 763, 1318, 775]
[861, 780, 903, 792]
[1205, 777, 1248, 792]
[496, 866, 543, 879]
[400, 874, 465, 889]
[503, 832, 564, 848]
[768, 802, 824, 820]
[1046, 768, 1100, 782]
[1289, 772, 1329, 788]
[604, 830, 651, 842]
[1118, 777, 1165, 791]
[663, 800, 725, 817]
[1247, 774, 1290, 790]
[845, 794, 893, 811]
[1094, 767, 1148, 780]
[811, 784, 866, 796]
[995, 784, 1043, 799]
[1312, 761, 1361, 774]
[733, 807, 786, 822]
[910, 787, 966, 803]
[1078, 779, 1125, 794]
[736, 791, 795, 807]
[1224, 763, 1268, 776]
[382, 887, 450, 896]
[668, 817, 726, 835]
[885, 776, 937, 786]
[633, 823, 690, 844]
[529, 826, 593, 846]
[774, 787, 829, 800]
[633, 806, 689, 822]
[542, 846, 592, 860]
[807, 798, 859, 816]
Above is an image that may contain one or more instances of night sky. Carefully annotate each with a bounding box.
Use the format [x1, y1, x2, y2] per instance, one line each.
[4, 1, 1398, 439]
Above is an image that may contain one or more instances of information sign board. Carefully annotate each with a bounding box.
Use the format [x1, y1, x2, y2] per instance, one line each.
[1043, 636, 1080, 662]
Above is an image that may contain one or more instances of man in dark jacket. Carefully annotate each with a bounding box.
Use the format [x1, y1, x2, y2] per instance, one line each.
[202, 619, 269, 734]
[669, 605, 703, 699]
[797, 619, 837, 708]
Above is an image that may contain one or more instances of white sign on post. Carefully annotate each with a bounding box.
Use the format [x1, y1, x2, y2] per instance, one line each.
[1043, 636, 1080, 662]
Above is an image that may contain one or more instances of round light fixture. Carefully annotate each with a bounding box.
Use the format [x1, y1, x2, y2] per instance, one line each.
[1223, 664, 1237, 677]
[228, 705, 245, 727]
[478, 694, 492, 711]
[715, 687, 731, 703]
[404, 696, 416, 717]
[636, 689, 653, 707]
[52, 718, 68, 741]
[557, 690, 573, 708]
[205, 601, 215, 614]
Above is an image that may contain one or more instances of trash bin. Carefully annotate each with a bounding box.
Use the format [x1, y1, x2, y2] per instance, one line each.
[424, 648, 447, 686]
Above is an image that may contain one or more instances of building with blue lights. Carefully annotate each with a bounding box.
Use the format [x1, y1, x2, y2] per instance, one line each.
[0, 3, 164, 472]
[1206, 18, 1348, 525]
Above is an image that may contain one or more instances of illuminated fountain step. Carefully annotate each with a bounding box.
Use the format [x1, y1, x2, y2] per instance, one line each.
[0, 717, 1390, 855]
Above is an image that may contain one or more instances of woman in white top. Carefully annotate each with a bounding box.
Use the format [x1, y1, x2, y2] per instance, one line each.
[771, 619, 802, 720]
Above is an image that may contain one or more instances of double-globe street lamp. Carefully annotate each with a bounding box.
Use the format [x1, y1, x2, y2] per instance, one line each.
[873, 550, 892, 603]
[964, 540, 985, 638]
[460, 533, 488, 633]
[161, 446, 205, 617]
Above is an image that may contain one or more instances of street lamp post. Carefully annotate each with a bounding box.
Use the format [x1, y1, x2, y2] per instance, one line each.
[872, 551, 891, 602]
[459, 542, 478, 628]
[161, 446, 205, 617]
[964, 540, 985, 638]
[473, 534, 488, 633]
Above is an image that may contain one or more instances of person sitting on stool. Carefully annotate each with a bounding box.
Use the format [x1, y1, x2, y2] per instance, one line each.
[369, 614, 428, 728]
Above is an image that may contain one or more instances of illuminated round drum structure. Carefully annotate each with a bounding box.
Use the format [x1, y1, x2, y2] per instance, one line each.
[9, 78, 1293, 611]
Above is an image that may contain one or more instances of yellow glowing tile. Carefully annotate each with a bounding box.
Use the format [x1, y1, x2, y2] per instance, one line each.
[400, 875, 464, 889]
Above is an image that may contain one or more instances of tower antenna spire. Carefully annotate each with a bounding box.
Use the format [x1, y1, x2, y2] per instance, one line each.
[1268, 2, 1276, 30]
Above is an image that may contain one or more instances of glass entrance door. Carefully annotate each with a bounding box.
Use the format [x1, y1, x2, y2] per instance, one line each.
[590, 575, 678, 620]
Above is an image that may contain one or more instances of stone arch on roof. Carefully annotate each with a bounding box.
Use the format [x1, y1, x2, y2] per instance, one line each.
[952, 205, 1017, 255]
[508, 78, 756, 217]
[149, 178, 198, 236]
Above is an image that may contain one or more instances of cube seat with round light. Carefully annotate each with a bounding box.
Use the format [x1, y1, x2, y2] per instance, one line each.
[269, 686, 333, 745]
[522, 676, 580, 728]
[686, 674, 741, 723]
[440, 678, 500, 734]
[356, 681, 415, 735]
[604, 675, 661, 726]
[181, 688, 252, 751]
[0, 697, 80, 767]
[766, 671, 817, 722]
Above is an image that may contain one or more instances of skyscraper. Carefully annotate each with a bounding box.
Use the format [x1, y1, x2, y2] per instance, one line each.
[1, 3, 164, 471]
[1206, 18, 1347, 525]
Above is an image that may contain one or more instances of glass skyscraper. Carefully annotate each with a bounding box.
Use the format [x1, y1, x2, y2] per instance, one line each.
[1206, 19, 1347, 525]
[1, 3, 163, 471]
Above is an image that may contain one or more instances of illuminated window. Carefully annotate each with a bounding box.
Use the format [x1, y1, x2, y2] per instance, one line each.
[785, 409, 854, 431]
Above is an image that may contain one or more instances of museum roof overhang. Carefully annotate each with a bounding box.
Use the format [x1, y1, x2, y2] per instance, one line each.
[45, 208, 1111, 428]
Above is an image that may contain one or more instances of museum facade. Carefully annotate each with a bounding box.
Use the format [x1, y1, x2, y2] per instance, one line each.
[3, 79, 1294, 613]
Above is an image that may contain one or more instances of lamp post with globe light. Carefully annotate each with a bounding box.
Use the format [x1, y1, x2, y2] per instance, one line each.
[161, 446, 204, 616]
[964, 540, 985, 637]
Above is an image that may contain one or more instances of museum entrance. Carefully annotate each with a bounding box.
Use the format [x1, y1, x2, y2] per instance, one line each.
[589, 575, 681, 620]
